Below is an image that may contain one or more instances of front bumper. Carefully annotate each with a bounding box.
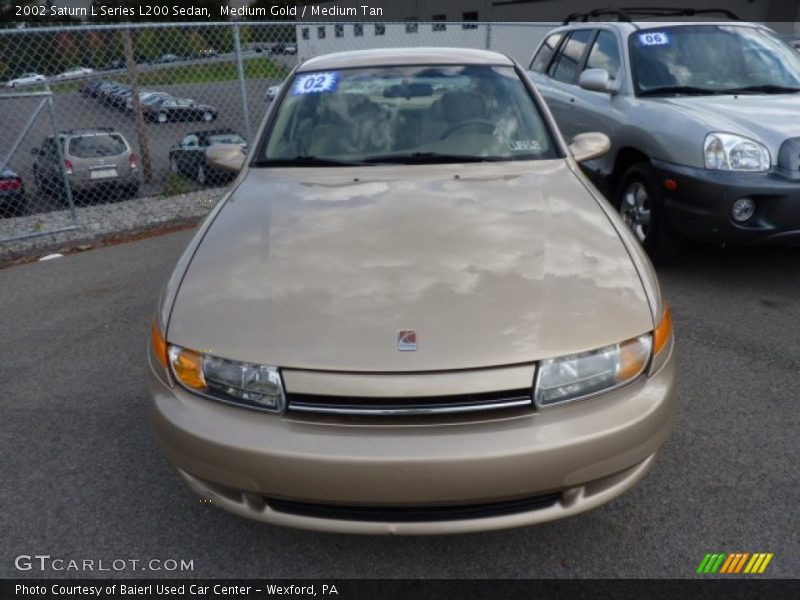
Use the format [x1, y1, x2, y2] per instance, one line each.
[652, 159, 800, 245]
[149, 351, 675, 534]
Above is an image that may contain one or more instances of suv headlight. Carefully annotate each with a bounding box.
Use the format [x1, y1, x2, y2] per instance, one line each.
[704, 133, 770, 172]
[534, 335, 652, 407]
[168, 345, 286, 413]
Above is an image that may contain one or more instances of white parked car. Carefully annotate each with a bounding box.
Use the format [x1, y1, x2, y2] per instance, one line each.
[125, 91, 172, 112]
[54, 67, 94, 80]
[6, 73, 46, 87]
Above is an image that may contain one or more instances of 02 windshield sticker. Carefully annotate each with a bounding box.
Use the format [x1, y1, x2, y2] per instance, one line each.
[509, 140, 543, 152]
[291, 72, 340, 95]
[638, 32, 670, 46]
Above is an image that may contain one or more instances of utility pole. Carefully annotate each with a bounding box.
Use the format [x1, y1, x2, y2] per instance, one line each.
[121, 28, 153, 184]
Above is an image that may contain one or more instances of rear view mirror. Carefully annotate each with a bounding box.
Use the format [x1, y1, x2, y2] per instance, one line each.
[568, 132, 611, 163]
[578, 68, 617, 94]
[207, 143, 246, 172]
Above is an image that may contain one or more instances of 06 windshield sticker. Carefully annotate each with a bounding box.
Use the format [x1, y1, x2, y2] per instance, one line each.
[291, 72, 340, 95]
[638, 32, 670, 46]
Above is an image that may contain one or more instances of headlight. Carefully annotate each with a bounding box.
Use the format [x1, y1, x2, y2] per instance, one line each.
[534, 335, 652, 407]
[168, 345, 286, 413]
[704, 133, 770, 172]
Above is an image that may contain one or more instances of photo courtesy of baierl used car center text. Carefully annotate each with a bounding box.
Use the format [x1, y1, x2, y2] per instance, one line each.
[0, 0, 798, 598]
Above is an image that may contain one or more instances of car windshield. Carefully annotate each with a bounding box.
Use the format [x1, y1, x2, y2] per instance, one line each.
[68, 134, 126, 158]
[631, 25, 800, 95]
[258, 64, 558, 165]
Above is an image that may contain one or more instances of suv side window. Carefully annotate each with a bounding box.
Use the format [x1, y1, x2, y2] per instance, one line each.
[530, 32, 564, 72]
[549, 29, 594, 83]
[585, 30, 622, 80]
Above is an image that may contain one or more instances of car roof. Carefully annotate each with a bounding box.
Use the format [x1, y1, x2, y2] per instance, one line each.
[55, 128, 121, 138]
[297, 47, 514, 72]
[555, 20, 765, 33]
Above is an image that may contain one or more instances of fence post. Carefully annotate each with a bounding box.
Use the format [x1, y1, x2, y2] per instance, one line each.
[122, 28, 154, 185]
[233, 23, 252, 143]
[45, 81, 78, 224]
[485, 23, 492, 51]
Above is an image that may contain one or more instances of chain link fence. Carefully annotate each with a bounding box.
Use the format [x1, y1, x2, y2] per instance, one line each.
[0, 21, 557, 242]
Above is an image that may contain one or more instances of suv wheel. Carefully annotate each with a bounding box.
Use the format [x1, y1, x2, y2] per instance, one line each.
[202, 111, 214, 122]
[157, 112, 168, 123]
[615, 163, 680, 264]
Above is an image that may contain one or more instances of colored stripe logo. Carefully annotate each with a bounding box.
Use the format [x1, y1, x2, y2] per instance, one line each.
[696, 552, 773, 574]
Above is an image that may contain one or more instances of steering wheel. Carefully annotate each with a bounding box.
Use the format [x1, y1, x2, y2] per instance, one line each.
[439, 119, 495, 140]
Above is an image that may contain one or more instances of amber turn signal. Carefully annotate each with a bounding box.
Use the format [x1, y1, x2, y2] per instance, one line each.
[653, 304, 673, 355]
[169, 346, 206, 391]
[150, 320, 168, 368]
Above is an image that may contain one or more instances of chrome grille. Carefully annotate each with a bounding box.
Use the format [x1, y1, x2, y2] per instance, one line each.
[286, 388, 534, 416]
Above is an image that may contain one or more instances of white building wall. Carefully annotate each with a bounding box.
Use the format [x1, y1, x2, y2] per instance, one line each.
[296, 22, 558, 66]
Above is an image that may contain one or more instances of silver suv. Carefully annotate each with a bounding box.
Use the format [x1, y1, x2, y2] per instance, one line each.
[32, 128, 139, 199]
[529, 9, 800, 261]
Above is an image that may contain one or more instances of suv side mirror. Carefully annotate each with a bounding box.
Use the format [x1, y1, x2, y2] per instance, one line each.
[207, 143, 246, 172]
[569, 132, 611, 163]
[578, 68, 617, 94]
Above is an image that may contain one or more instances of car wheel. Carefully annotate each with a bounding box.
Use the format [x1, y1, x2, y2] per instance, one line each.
[157, 112, 168, 123]
[13, 195, 29, 217]
[170, 155, 179, 174]
[202, 111, 214, 122]
[197, 164, 206, 185]
[33, 167, 50, 196]
[615, 162, 680, 265]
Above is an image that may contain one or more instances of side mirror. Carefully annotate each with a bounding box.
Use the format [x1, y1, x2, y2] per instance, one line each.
[569, 132, 611, 163]
[207, 143, 246, 172]
[578, 68, 617, 94]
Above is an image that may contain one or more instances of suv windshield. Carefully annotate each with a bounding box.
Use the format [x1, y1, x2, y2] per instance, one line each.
[68, 134, 127, 158]
[631, 25, 800, 95]
[258, 64, 558, 165]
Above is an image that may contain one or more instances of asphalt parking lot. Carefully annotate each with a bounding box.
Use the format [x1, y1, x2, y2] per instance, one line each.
[1, 231, 798, 578]
[0, 56, 291, 214]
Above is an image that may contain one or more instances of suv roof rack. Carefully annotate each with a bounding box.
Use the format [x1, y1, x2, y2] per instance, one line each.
[562, 7, 741, 25]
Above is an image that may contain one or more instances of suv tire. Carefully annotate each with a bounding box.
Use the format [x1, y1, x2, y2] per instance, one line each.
[615, 162, 680, 265]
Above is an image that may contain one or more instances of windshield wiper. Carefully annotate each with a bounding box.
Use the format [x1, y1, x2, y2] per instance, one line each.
[254, 155, 368, 167]
[638, 86, 724, 97]
[361, 152, 502, 164]
[718, 84, 800, 94]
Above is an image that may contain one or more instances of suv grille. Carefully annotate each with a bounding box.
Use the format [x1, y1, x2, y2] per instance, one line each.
[286, 388, 533, 416]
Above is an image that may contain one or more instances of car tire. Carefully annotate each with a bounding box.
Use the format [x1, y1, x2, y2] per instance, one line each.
[197, 164, 206, 185]
[202, 111, 214, 122]
[170, 155, 179, 174]
[33, 167, 50, 196]
[614, 162, 680, 265]
[157, 112, 168, 124]
[13, 195, 29, 217]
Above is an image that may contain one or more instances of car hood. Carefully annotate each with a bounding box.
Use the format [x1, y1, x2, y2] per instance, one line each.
[658, 94, 800, 152]
[168, 161, 653, 372]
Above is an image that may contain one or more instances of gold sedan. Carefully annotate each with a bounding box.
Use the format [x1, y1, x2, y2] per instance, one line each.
[148, 48, 675, 534]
